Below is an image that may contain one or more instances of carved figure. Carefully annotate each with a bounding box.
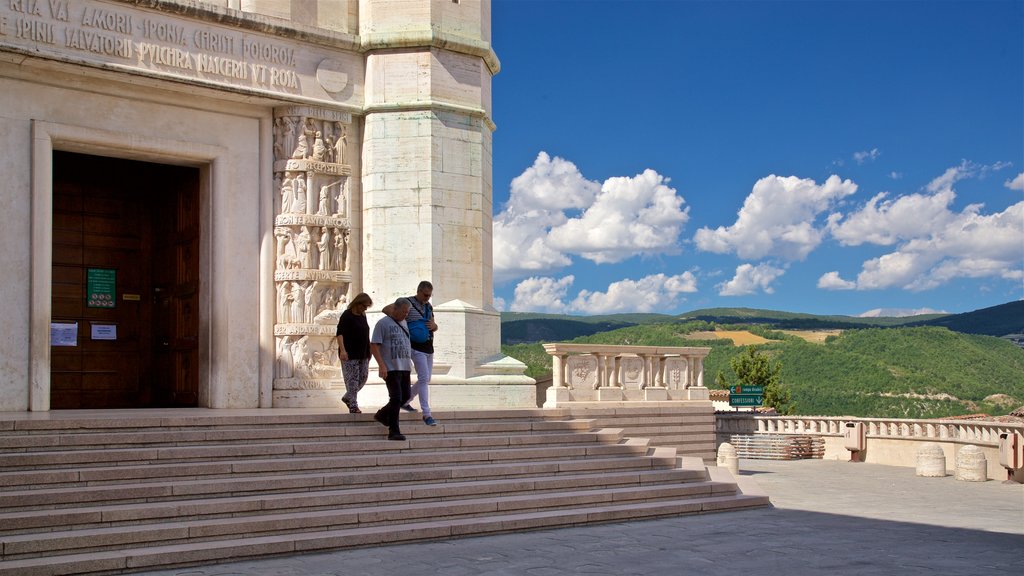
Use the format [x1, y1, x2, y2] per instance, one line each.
[292, 177, 307, 214]
[276, 336, 294, 378]
[290, 282, 304, 325]
[279, 175, 294, 214]
[317, 183, 331, 216]
[324, 136, 335, 163]
[273, 118, 287, 161]
[304, 283, 316, 323]
[312, 131, 326, 162]
[295, 228, 311, 270]
[291, 131, 308, 159]
[276, 282, 290, 324]
[290, 336, 311, 378]
[334, 179, 347, 217]
[274, 227, 291, 271]
[333, 229, 349, 271]
[334, 122, 347, 164]
[316, 227, 331, 270]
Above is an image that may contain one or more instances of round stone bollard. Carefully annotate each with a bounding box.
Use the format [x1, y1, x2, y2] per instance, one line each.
[916, 443, 947, 477]
[955, 445, 988, 482]
[717, 442, 739, 477]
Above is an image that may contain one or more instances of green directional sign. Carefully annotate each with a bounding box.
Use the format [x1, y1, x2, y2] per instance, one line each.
[730, 385, 765, 395]
[729, 394, 764, 407]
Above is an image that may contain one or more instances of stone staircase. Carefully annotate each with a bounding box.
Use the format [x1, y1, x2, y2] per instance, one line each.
[0, 409, 768, 575]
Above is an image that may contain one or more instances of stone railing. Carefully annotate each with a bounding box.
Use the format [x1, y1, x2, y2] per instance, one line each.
[716, 414, 1023, 447]
[716, 413, 1024, 480]
[542, 343, 712, 406]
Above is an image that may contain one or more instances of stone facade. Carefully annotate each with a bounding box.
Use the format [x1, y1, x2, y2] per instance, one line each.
[0, 0, 533, 411]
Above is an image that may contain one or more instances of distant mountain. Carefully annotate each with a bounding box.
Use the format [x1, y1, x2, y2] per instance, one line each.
[676, 307, 947, 329]
[500, 312, 672, 345]
[499, 300, 1021, 344]
[909, 300, 1024, 337]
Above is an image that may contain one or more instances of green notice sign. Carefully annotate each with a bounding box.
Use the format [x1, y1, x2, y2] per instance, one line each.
[87, 268, 116, 308]
[729, 394, 764, 407]
[730, 385, 765, 395]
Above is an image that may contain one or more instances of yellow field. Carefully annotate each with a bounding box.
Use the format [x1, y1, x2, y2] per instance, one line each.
[780, 329, 842, 344]
[686, 330, 771, 345]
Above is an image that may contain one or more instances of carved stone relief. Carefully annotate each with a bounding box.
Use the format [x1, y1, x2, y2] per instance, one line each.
[620, 356, 644, 389]
[272, 106, 355, 391]
[664, 357, 689, 389]
[566, 355, 599, 390]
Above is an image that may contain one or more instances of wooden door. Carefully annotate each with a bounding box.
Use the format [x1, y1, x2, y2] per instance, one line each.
[51, 152, 200, 408]
[151, 166, 201, 406]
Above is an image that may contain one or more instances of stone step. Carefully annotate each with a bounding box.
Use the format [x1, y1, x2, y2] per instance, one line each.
[0, 441, 661, 490]
[0, 417, 597, 451]
[0, 481, 741, 559]
[0, 494, 769, 576]
[0, 409, 768, 575]
[0, 467, 709, 534]
[0, 428, 635, 470]
[0, 451, 685, 510]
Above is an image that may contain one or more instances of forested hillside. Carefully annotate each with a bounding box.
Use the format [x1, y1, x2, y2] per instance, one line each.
[500, 322, 1024, 419]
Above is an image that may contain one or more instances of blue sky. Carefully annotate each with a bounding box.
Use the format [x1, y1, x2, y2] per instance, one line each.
[487, 0, 1023, 317]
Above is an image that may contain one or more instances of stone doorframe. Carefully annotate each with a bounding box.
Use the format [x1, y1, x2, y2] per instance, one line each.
[29, 121, 225, 411]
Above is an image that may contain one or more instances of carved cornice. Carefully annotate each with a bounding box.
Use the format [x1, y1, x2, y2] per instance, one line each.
[362, 101, 496, 132]
[360, 27, 501, 75]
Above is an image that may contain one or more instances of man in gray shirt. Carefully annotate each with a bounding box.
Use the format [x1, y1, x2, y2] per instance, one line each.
[371, 298, 413, 441]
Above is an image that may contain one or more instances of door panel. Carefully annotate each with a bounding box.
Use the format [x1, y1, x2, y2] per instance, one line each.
[51, 151, 200, 409]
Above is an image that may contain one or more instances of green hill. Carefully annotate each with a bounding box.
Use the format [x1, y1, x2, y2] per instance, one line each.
[677, 307, 947, 329]
[501, 322, 1024, 419]
[911, 300, 1024, 336]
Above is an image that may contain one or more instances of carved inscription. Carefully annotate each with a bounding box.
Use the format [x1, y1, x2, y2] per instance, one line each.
[0, 0, 303, 93]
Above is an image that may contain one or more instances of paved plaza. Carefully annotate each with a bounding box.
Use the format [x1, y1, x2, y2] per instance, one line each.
[132, 459, 1023, 576]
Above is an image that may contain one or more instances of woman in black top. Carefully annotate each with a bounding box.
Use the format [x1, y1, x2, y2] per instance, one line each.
[335, 293, 373, 413]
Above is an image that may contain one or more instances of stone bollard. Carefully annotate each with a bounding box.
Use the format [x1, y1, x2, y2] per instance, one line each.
[955, 445, 988, 482]
[717, 442, 739, 477]
[916, 443, 947, 477]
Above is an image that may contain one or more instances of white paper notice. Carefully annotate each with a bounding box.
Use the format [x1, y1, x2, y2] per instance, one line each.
[51, 322, 78, 347]
[91, 324, 117, 341]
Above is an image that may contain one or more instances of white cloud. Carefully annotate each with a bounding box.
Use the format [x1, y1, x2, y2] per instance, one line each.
[1006, 172, 1024, 191]
[492, 296, 506, 312]
[492, 153, 600, 283]
[509, 272, 699, 314]
[569, 272, 698, 313]
[854, 148, 880, 164]
[826, 162, 1024, 292]
[828, 189, 957, 246]
[547, 169, 690, 264]
[889, 171, 903, 180]
[493, 152, 690, 283]
[718, 263, 785, 296]
[926, 159, 1012, 194]
[817, 271, 856, 290]
[858, 307, 946, 318]
[694, 174, 857, 261]
[510, 276, 575, 314]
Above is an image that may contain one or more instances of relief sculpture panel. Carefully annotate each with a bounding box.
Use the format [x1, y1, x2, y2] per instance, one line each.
[272, 106, 356, 391]
[566, 355, 599, 390]
[620, 356, 644, 389]
[664, 357, 689, 389]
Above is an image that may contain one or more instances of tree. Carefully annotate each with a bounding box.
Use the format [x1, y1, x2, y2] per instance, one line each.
[726, 346, 795, 414]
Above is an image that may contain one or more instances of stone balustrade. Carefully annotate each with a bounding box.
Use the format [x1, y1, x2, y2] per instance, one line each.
[542, 343, 712, 406]
[716, 413, 1024, 480]
[716, 414, 1023, 447]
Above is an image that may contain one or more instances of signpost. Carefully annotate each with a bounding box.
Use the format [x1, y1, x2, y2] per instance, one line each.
[729, 384, 764, 408]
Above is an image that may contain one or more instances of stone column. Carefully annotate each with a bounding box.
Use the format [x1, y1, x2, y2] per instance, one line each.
[360, 0, 532, 405]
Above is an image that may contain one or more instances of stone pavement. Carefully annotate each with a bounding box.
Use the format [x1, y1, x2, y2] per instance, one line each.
[132, 459, 1024, 576]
